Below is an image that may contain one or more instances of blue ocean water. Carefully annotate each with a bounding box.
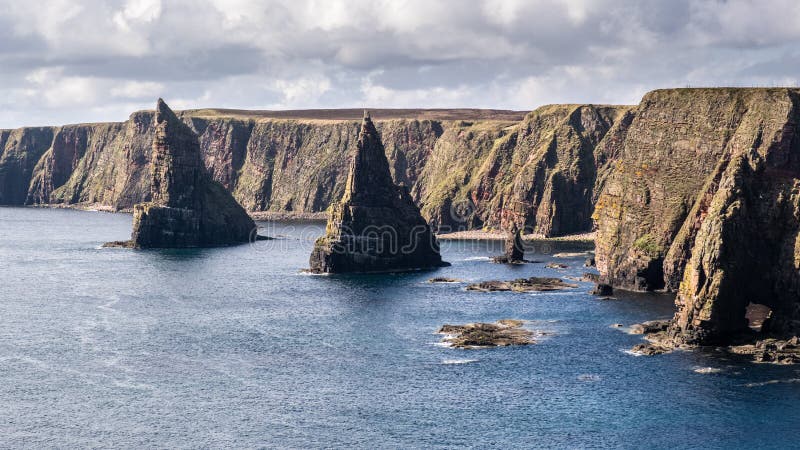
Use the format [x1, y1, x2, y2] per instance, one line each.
[1, 207, 799, 448]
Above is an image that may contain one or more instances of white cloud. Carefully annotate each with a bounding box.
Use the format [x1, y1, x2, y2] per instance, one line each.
[113, 0, 162, 31]
[1, 0, 800, 127]
[110, 81, 165, 99]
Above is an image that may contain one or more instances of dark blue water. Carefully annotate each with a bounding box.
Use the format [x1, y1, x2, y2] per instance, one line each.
[1, 207, 800, 448]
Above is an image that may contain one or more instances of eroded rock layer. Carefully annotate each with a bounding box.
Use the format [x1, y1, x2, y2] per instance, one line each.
[594, 88, 800, 345]
[130, 99, 256, 248]
[309, 114, 446, 273]
[0, 106, 626, 236]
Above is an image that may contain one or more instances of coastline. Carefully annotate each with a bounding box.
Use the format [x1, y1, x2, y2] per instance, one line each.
[19, 204, 597, 245]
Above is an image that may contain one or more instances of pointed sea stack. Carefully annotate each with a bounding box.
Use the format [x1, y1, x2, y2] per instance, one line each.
[121, 99, 256, 248]
[309, 111, 447, 273]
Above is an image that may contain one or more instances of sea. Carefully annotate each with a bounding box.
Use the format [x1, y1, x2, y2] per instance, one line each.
[1, 207, 799, 448]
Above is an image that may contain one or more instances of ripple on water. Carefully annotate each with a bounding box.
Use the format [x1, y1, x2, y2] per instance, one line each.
[442, 359, 479, 365]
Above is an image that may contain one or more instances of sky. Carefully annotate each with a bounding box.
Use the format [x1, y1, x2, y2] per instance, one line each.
[1, 0, 799, 128]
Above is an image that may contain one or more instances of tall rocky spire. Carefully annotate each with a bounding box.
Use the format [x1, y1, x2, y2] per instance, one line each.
[108, 99, 258, 248]
[342, 111, 395, 206]
[309, 113, 448, 273]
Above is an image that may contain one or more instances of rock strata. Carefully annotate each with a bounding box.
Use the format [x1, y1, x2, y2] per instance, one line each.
[437, 320, 534, 348]
[594, 88, 800, 350]
[309, 112, 447, 273]
[112, 99, 257, 248]
[466, 277, 576, 292]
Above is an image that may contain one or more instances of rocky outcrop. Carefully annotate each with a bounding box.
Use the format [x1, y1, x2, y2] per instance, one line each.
[308, 113, 447, 273]
[466, 277, 576, 292]
[126, 99, 257, 248]
[437, 320, 535, 348]
[595, 88, 800, 346]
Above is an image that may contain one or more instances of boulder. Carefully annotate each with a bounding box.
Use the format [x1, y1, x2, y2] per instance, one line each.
[590, 283, 613, 296]
[309, 112, 447, 273]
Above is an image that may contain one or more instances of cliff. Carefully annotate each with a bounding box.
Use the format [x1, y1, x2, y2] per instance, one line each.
[416, 104, 628, 234]
[594, 88, 800, 345]
[127, 99, 257, 248]
[5, 88, 800, 345]
[0, 106, 627, 237]
[309, 112, 446, 273]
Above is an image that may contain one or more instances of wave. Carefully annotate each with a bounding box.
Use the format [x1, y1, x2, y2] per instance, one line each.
[693, 367, 722, 374]
[442, 359, 479, 365]
[744, 378, 800, 388]
[577, 374, 601, 381]
[463, 256, 491, 261]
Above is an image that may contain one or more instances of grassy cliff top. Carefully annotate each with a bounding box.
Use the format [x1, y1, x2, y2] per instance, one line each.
[177, 108, 529, 122]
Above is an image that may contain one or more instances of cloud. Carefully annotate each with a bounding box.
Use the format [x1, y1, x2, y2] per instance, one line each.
[0, 0, 799, 127]
[110, 80, 165, 99]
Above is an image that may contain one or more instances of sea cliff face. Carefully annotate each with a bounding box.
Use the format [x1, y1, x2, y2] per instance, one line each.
[594, 88, 800, 345]
[0, 107, 627, 237]
[4, 88, 800, 344]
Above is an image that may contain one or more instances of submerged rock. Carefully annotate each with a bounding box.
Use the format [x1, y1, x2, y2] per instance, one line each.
[101, 240, 136, 249]
[429, 277, 462, 283]
[629, 320, 671, 335]
[466, 277, 577, 293]
[108, 99, 257, 248]
[590, 283, 613, 296]
[545, 262, 568, 269]
[630, 343, 671, 356]
[729, 337, 800, 364]
[309, 112, 447, 273]
[582, 272, 600, 283]
[437, 320, 534, 348]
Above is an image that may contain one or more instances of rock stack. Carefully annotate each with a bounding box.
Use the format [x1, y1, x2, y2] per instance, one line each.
[108, 99, 257, 248]
[309, 112, 447, 273]
[492, 224, 525, 263]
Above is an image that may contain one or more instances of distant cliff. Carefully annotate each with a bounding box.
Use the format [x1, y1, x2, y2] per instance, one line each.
[0, 106, 628, 236]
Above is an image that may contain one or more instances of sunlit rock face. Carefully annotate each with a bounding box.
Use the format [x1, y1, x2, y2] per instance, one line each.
[309, 113, 447, 273]
[130, 99, 256, 248]
[594, 88, 800, 345]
